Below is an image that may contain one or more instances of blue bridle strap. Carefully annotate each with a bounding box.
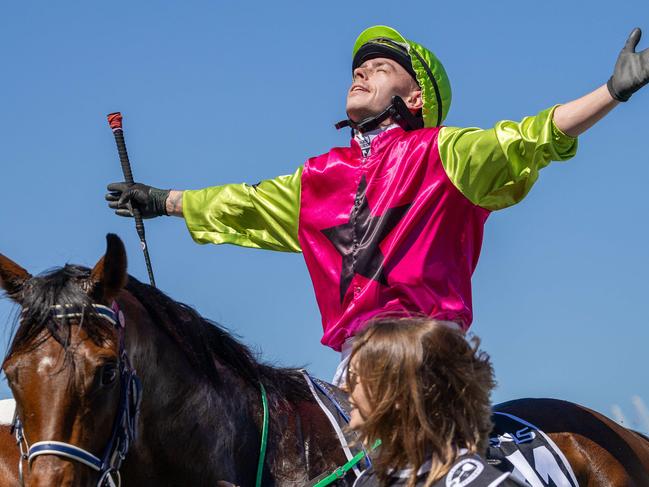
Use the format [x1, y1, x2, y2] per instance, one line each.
[28, 441, 103, 471]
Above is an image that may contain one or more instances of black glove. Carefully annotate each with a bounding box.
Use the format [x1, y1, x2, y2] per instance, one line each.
[105, 182, 170, 219]
[607, 28, 649, 102]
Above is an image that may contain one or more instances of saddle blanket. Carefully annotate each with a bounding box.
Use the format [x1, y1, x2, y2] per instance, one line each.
[488, 412, 579, 487]
[302, 371, 371, 484]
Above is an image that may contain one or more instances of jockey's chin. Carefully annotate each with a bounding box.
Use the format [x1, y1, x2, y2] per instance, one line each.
[345, 89, 388, 125]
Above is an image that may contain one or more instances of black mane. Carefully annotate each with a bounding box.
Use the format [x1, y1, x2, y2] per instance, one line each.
[125, 274, 310, 401]
[5, 265, 310, 402]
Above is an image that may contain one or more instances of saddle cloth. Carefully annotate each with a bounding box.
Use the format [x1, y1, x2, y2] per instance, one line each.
[487, 412, 579, 487]
[302, 371, 371, 484]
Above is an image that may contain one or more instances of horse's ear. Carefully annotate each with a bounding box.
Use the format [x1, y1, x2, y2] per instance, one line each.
[90, 234, 128, 301]
[0, 254, 31, 302]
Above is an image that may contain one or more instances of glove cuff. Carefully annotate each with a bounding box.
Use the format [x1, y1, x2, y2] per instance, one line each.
[607, 76, 631, 102]
[150, 188, 171, 216]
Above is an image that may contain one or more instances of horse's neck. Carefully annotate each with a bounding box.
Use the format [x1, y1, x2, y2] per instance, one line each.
[119, 293, 347, 486]
[121, 295, 262, 485]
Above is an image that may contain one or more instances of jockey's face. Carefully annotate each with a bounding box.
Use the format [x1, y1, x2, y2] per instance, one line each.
[345, 57, 422, 125]
[348, 358, 371, 430]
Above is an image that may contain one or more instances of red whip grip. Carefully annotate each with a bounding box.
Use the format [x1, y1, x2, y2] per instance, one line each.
[107, 112, 135, 184]
[107, 112, 123, 131]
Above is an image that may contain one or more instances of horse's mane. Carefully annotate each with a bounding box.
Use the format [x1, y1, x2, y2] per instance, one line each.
[5, 264, 311, 403]
[124, 274, 311, 401]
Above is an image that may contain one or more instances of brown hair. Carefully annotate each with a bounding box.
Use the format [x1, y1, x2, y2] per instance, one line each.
[347, 318, 495, 487]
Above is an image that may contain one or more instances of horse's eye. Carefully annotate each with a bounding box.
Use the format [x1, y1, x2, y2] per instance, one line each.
[100, 363, 119, 387]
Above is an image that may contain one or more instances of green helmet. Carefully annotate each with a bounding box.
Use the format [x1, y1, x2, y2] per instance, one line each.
[352, 26, 452, 127]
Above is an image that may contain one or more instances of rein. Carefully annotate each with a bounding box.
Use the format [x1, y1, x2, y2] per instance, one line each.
[256, 383, 269, 487]
[12, 302, 142, 487]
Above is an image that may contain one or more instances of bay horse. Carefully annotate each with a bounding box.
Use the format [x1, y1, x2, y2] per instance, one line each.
[0, 234, 648, 486]
[0, 234, 351, 486]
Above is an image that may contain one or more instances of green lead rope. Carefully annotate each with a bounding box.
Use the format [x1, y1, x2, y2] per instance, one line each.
[256, 383, 269, 487]
[313, 439, 381, 487]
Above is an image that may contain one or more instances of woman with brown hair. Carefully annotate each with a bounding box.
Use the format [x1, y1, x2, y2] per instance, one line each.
[347, 318, 522, 487]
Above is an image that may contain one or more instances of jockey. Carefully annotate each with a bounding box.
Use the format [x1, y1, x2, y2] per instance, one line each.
[106, 26, 649, 385]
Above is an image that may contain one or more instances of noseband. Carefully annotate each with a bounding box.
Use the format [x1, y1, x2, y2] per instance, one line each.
[11, 302, 142, 487]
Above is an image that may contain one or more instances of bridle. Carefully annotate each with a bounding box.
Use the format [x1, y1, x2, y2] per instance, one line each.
[12, 302, 142, 487]
[11, 302, 142, 487]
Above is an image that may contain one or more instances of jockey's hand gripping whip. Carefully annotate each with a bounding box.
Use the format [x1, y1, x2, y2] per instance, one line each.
[107, 112, 157, 287]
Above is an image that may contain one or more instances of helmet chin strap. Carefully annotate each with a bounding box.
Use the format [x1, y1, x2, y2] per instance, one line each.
[335, 96, 424, 134]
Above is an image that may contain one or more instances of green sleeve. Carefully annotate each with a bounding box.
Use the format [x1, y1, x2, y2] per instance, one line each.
[182, 166, 303, 252]
[438, 105, 578, 211]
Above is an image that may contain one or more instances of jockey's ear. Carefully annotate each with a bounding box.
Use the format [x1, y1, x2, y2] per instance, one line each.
[405, 88, 423, 113]
[90, 234, 128, 302]
[0, 253, 31, 302]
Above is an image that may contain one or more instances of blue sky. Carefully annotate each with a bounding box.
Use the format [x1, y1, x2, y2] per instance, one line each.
[1, 1, 647, 432]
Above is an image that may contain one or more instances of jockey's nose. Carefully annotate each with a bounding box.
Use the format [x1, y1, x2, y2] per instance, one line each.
[353, 66, 368, 81]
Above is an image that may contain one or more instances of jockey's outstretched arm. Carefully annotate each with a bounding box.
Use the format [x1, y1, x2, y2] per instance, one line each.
[105, 168, 304, 252]
[554, 27, 649, 137]
[553, 85, 618, 137]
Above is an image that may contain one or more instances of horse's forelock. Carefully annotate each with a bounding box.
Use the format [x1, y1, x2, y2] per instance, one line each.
[4, 265, 112, 362]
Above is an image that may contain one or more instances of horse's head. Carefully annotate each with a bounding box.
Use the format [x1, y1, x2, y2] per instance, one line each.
[0, 234, 137, 487]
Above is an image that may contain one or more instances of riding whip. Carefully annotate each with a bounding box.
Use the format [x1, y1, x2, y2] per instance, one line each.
[107, 112, 157, 287]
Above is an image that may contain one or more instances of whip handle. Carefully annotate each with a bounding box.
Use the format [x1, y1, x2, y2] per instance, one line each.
[107, 112, 157, 287]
